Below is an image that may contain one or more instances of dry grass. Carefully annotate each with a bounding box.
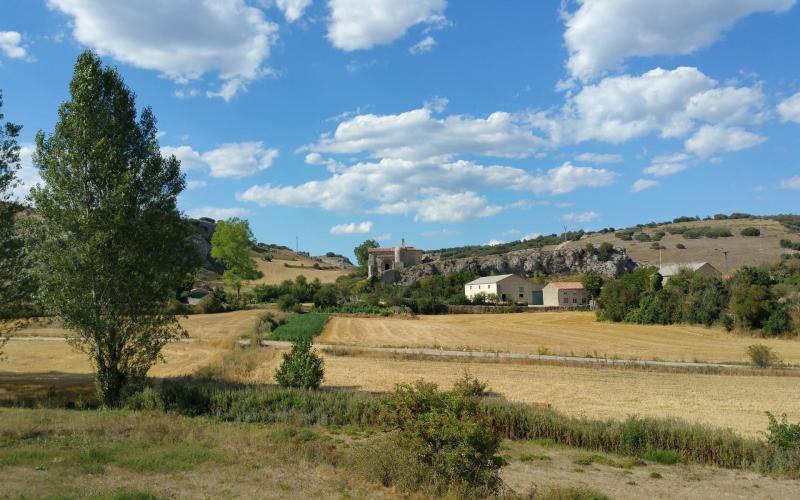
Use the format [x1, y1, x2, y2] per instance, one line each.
[554, 217, 795, 272]
[319, 312, 800, 364]
[207, 251, 351, 291]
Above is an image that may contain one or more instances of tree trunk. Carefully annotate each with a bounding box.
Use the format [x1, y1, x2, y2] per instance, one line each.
[95, 359, 126, 407]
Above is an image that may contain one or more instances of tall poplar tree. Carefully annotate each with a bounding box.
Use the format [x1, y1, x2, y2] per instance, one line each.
[0, 91, 24, 355]
[27, 52, 198, 405]
[210, 217, 262, 301]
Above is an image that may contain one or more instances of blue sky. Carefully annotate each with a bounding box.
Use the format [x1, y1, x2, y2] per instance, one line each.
[2, 1, 800, 259]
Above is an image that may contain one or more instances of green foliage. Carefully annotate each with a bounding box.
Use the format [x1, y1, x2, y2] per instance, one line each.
[634, 232, 651, 242]
[675, 243, 686, 249]
[682, 226, 733, 239]
[277, 293, 299, 312]
[275, 339, 325, 390]
[534, 485, 610, 500]
[766, 413, 800, 450]
[780, 239, 800, 251]
[194, 293, 225, 314]
[25, 52, 199, 406]
[0, 90, 29, 352]
[452, 371, 490, 398]
[353, 239, 379, 273]
[580, 271, 604, 299]
[312, 283, 339, 308]
[429, 231, 585, 260]
[268, 312, 330, 342]
[253, 311, 287, 336]
[385, 381, 503, 495]
[210, 218, 263, 300]
[597, 242, 614, 261]
[741, 227, 761, 237]
[596, 268, 655, 322]
[747, 344, 779, 368]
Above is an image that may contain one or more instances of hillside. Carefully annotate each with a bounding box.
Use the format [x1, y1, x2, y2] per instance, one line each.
[427, 213, 800, 275]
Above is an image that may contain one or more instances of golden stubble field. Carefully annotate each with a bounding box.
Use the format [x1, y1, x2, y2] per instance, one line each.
[319, 311, 800, 364]
[4, 309, 800, 436]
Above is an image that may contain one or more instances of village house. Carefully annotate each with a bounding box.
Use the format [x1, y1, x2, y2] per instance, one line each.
[367, 240, 424, 283]
[542, 282, 589, 307]
[658, 262, 721, 282]
[464, 274, 544, 305]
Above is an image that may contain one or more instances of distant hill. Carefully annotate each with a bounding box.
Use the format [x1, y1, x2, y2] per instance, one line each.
[426, 213, 800, 275]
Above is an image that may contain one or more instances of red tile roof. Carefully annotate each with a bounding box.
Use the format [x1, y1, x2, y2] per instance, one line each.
[546, 282, 584, 290]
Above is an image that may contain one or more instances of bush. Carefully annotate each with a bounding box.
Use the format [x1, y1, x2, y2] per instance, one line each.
[386, 381, 503, 496]
[597, 242, 614, 261]
[763, 308, 792, 336]
[741, 227, 761, 237]
[634, 232, 651, 242]
[164, 298, 190, 315]
[275, 339, 325, 390]
[277, 293, 299, 312]
[747, 344, 779, 368]
[194, 293, 225, 314]
[254, 312, 287, 336]
[675, 243, 686, 249]
[452, 371, 490, 398]
[766, 413, 800, 450]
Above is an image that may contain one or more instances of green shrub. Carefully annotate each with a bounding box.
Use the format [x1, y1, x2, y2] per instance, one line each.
[741, 227, 761, 237]
[277, 293, 299, 312]
[763, 308, 792, 336]
[194, 293, 225, 314]
[269, 312, 330, 342]
[452, 371, 490, 398]
[675, 243, 686, 249]
[254, 312, 286, 336]
[386, 381, 503, 496]
[275, 339, 325, 390]
[634, 232, 651, 242]
[722, 314, 735, 332]
[642, 449, 684, 464]
[164, 298, 190, 315]
[766, 413, 800, 450]
[747, 344, 779, 368]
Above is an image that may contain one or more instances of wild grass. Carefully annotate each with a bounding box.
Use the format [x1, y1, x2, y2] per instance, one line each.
[268, 312, 330, 342]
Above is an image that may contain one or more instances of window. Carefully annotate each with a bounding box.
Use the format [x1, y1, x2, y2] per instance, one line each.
[519, 293, 524, 298]
[518, 287, 524, 293]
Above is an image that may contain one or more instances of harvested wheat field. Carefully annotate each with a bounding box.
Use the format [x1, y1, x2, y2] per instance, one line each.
[320, 312, 800, 364]
[249, 350, 799, 437]
[208, 252, 351, 291]
[1, 309, 266, 381]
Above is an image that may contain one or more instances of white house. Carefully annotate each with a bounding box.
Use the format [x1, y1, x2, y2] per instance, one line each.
[464, 274, 542, 304]
[658, 262, 721, 281]
[542, 282, 589, 307]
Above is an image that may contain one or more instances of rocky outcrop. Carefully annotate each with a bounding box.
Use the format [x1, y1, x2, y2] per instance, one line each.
[313, 254, 355, 269]
[397, 247, 636, 284]
[188, 218, 224, 273]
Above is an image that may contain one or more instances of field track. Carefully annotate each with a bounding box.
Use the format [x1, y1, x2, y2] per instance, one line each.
[319, 312, 800, 364]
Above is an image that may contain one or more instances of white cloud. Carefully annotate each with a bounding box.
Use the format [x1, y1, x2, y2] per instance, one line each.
[423, 96, 448, 113]
[561, 211, 599, 224]
[550, 67, 766, 144]
[503, 228, 521, 236]
[684, 125, 765, 157]
[574, 153, 622, 163]
[410, 36, 436, 55]
[372, 232, 392, 242]
[10, 144, 40, 202]
[485, 239, 505, 246]
[47, 0, 279, 100]
[274, 0, 312, 22]
[307, 106, 547, 160]
[642, 152, 692, 177]
[186, 180, 208, 189]
[327, 0, 447, 51]
[522, 232, 542, 241]
[421, 228, 456, 237]
[162, 142, 278, 178]
[238, 158, 615, 223]
[0, 31, 30, 60]
[329, 220, 373, 235]
[563, 0, 795, 81]
[187, 207, 251, 220]
[779, 176, 800, 190]
[778, 92, 800, 123]
[631, 178, 660, 192]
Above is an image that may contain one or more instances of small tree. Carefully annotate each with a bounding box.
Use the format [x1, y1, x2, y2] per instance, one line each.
[354, 239, 379, 274]
[211, 218, 263, 301]
[275, 338, 324, 389]
[26, 52, 199, 406]
[747, 344, 779, 368]
[581, 271, 604, 300]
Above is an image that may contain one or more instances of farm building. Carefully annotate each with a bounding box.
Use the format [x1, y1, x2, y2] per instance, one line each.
[542, 282, 589, 307]
[464, 274, 544, 304]
[658, 262, 721, 281]
[367, 240, 424, 283]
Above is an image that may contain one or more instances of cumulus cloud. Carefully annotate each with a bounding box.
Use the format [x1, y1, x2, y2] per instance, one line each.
[237, 158, 616, 222]
[409, 36, 436, 55]
[0, 31, 30, 60]
[485, 239, 505, 246]
[548, 67, 766, 144]
[684, 124, 765, 157]
[186, 180, 208, 189]
[187, 207, 251, 220]
[631, 178, 660, 192]
[561, 211, 599, 224]
[329, 220, 373, 235]
[327, 0, 447, 51]
[642, 152, 692, 177]
[47, 0, 279, 100]
[778, 92, 800, 123]
[573, 152, 622, 163]
[273, 0, 312, 22]
[163, 142, 278, 178]
[563, 0, 795, 81]
[779, 176, 800, 190]
[306, 106, 547, 160]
